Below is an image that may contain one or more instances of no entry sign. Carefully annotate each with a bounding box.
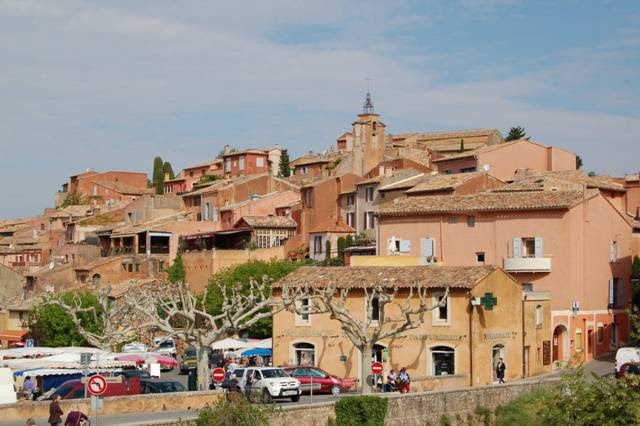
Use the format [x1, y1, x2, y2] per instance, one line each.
[371, 362, 383, 375]
[212, 368, 225, 383]
[87, 375, 107, 396]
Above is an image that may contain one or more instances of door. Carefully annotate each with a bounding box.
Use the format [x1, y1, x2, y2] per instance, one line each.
[492, 345, 505, 382]
[588, 330, 593, 356]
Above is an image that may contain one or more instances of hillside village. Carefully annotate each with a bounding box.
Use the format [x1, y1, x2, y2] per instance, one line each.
[1, 93, 639, 392]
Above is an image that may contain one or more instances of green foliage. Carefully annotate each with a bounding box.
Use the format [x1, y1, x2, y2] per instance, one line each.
[353, 232, 374, 247]
[337, 237, 346, 259]
[198, 175, 221, 184]
[632, 255, 640, 278]
[588, 171, 596, 177]
[325, 240, 331, 261]
[505, 126, 526, 141]
[439, 415, 452, 426]
[28, 292, 101, 347]
[459, 138, 465, 152]
[196, 397, 269, 426]
[334, 396, 388, 426]
[493, 388, 548, 426]
[162, 161, 175, 180]
[61, 191, 85, 207]
[153, 156, 164, 195]
[279, 149, 291, 177]
[205, 259, 309, 338]
[325, 257, 345, 267]
[167, 253, 186, 284]
[575, 155, 583, 170]
[345, 234, 354, 248]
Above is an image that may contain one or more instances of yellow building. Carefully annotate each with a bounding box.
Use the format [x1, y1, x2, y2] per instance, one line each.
[273, 265, 551, 392]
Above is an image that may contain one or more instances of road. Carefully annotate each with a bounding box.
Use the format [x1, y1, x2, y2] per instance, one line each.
[0, 356, 614, 426]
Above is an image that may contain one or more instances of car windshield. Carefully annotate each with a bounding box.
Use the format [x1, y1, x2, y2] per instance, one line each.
[261, 369, 288, 378]
[184, 350, 196, 357]
[629, 365, 640, 375]
[124, 370, 150, 378]
[158, 341, 174, 349]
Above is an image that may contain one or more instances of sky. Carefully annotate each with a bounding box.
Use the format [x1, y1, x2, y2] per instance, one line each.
[0, 0, 639, 218]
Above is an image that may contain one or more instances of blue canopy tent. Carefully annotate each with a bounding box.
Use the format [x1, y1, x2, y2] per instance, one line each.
[241, 348, 272, 357]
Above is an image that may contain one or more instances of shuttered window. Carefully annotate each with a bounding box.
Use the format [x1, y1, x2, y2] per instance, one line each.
[513, 238, 522, 258]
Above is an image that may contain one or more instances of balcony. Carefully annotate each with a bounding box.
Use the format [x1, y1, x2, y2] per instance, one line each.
[503, 257, 551, 273]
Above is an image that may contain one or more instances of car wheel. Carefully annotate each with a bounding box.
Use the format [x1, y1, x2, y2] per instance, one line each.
[331, 385, 341, 396]
[262, 389, 272, 404]
[291, 394, 300, 402]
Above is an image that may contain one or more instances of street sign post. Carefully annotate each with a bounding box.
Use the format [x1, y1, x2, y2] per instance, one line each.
[87, 375, 107, 396]
[212, 368, 225, 383]
[25, 339, 34, 348]
[371, 362, 383, 375]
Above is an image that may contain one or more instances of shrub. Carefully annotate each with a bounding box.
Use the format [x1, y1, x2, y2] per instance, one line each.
[334, 395, 388, 426]
[337, 237, 346, 259]
[196, 397, 269, 426]
[493, 388, 548, 426]
[325, 240, 331, 261]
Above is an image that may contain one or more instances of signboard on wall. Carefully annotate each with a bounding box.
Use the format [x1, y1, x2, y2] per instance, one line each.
[542, 340, 551, 366]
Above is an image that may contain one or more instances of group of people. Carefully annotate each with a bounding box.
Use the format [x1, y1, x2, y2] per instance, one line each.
[384, 367, 411, 393]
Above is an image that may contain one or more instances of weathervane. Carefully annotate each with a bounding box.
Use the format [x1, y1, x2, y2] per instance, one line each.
[363, 77, 374, 114]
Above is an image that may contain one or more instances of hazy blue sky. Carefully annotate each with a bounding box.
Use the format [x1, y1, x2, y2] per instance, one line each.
[1, 0, 638, 218]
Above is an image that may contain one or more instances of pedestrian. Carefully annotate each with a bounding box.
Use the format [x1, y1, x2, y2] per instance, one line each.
[48, 394, 64, 426]
[64, 406, 89, 426]
[496, 358, 506, 384]
[386, 369, 397, 392]
[21, 376, 36, 400]
[397, 367, 410, 393]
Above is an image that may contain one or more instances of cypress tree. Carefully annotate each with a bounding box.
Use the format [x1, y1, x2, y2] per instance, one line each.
[162, 161, 175, 180]
[279, 149, 291, 177]
[153, 156, 164, 195]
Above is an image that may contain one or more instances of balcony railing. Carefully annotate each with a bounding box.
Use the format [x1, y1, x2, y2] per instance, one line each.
[503, 256, 552, 273]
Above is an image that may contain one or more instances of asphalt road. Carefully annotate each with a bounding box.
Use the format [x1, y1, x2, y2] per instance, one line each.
[0, 356, 615, 426]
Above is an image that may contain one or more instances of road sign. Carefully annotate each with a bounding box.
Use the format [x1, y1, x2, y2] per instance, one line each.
[87, 375, 107, 396]
[25, 339, 34, 348]
[371, 362, 383, 375]
[90, 395, 103, 412]
[212, 368, 225, 383]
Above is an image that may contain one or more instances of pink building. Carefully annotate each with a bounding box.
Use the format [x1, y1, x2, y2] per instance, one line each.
[164, 159, 224, 195]
[218, 191, 301, 230]
[432, 140, 576, 181]
[58, 170, 148, 207]
[378, 188, 633, 363]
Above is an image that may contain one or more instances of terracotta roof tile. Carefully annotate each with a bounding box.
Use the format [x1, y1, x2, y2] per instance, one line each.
[406, 172, 487, 194]
[277, 265, 499, 289]
[308, 218, 355, 234]
[626, 173, 639, 183]
[380, 190, 596, 216]
[501, 170, 625, 193]
[377, 172, 425, 192]
[239, 216, 297, 229]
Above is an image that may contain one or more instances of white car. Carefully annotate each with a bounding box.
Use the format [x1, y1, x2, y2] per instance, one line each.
[238, 367, 300, 402]
[154, 337, 177, 358]
[122, 342, 147, 353]
[615, 347, 640, 377]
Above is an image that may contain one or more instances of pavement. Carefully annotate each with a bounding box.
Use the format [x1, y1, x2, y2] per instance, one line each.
[0, 355, 615, 426]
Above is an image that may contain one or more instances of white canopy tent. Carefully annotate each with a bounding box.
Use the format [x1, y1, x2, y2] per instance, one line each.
[210, 338, 250, 350]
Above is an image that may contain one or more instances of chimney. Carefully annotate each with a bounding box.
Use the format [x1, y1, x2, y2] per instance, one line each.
[223, 145, 230, 155]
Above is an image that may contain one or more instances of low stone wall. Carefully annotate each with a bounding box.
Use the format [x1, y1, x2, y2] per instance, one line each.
[0, 390, 223, 422]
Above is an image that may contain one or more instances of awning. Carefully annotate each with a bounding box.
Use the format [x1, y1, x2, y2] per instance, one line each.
[215, 227, 251, 236]
[149, 232, 171, 237]
[0, 330, 27, 342]
[183, 232, 216, 240]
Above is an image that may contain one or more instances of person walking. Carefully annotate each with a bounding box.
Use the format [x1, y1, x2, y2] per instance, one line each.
[48, 395, 64, 426]
[496, 358, 506, 384]
[64, 407, 89, 426]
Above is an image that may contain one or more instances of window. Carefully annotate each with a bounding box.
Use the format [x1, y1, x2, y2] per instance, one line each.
[158, 261, 164, 272]
[127, 264, 133, 272]
[225, 158, 231, 172]
[347, 194, 355, 206]
[466, 216, 476, 228]
[575, 329, 583, 351]
[135, 264, 140, 272]
[513, 237, 544, 258]
[597, 325, 604, 344]
[256, 157, 264, 168]
[203, 202, 211, 221]
[449, 216, 458, 224]
[476, 252, 485, 264]
[433, 292, 449, 324]
[522, 283, 533, 292]
[212, 208, 219, 223]
[304, 190, 313, 208]
[421, 238, 435, 259]
[460, 167, 477, 173]
[364, 211, 375, 229]
[370, 296, 381, 322]
[296, 298, 310, 324]
[293, 343, 315, 366]
[609, 278, 623, 308]
[535, 305, 543, 328]
[610, 240, 620, 262]
[346, 212, 355, 228]
[239, 156, 245, 171]
[301, 165, 308, 175]
[611, 323, 618, 345]
[313, 236, 323, 255]
[365, 186, 375, 202]
[431, 346, 455, 376]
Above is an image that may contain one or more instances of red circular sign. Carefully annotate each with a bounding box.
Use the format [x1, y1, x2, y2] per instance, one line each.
[371, 362, 383, 375]
[212, 368, 225, 383]
[87, 375, 107, 396]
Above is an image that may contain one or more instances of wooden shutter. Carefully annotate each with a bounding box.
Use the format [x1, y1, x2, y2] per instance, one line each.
[610, 241, 615, 262]
[400, 240, 411, 253]
[609, 279, 614, 306]
[421, 238, 434, 257]
[534, 237, 544, 258]
[513, 238, 522, 258]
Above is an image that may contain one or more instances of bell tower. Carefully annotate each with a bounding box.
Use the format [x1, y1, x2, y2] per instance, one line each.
[351, 89, 385, 176]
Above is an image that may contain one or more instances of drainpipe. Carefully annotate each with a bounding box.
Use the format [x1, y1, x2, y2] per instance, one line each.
[469, 294, 474, 387]
[522, 293, 526, 378]
[375, 213, 380, 256]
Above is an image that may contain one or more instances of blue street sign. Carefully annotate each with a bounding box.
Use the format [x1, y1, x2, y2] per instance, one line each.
[25, 339, 34, 348]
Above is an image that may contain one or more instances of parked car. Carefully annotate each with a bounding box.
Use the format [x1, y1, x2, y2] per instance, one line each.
[237, 367, 300, 402]
[49, 378, 141, 400]
[210, 368, 245, 390]
[140, 379, 186, 394]
[283, 367, 357, 395]
[180, 346, 197, 374]
[154, 336, 177, 359]
[615, 347, 640, 377]
[619, 362, 640, 378]
[122, 342, 147, 353]
[116, 369, 151, 380]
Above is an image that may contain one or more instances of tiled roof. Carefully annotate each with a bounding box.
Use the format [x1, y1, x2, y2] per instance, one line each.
[432, 140, 522, 163]
[626, 173, 639, 183]
[276, 199, 302, 209]
[356, 176, 383, 186]
[292, 157, 332, 167]
[239, 216, 297, 229]
[378, 172, 425, 192]
[379, 189, 596, 216]
[308, 218, 355, 234]
[406, 172, 487, 194]
[391, 128, 500, 141]
[49, 205, 93, 218]
[500, 170, 625, 193]
[221, 149, 269, 158]
[276, 265, 499, 289]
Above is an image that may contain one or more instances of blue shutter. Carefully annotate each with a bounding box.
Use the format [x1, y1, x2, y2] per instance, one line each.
[513, 238, 522, 258]
[534, 237, 544, 258]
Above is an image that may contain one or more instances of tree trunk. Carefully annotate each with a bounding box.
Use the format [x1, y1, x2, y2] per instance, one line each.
[360, 343, 375, 394]
[196, 344, 210, 391]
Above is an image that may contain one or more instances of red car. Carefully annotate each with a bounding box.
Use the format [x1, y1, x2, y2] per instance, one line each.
[283, 367, 357, 395]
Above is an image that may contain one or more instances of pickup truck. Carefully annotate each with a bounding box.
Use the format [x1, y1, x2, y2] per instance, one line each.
[237, 367, 300, 403]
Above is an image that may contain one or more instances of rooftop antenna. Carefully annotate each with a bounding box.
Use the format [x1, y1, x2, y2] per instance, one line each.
[363, 77, 374, 114]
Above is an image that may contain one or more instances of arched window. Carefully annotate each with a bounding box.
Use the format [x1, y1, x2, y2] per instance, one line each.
[92, 274, 101, 287]
[293, 342, 315, 367]
[431, 346, 454, 376]
[535, 305, 543, 327]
